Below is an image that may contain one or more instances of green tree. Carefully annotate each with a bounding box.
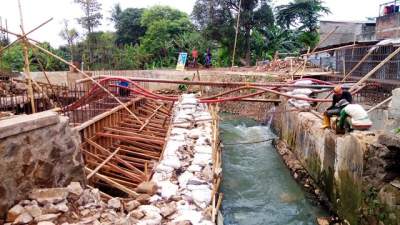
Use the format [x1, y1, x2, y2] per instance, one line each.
[276, 0, 330, 32]
[192, 0, 274, 66]
[59, 19, 79, 63]
[74, 0, 103, 67]
[140, 6, 194, 68]
[111, 5, 146, 46]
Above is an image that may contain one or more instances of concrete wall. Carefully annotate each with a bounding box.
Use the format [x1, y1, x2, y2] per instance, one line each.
[376, 13, 400, 39]
[273, 101, 400, 225]
[0, 111, 85, 219]
[28, 69, 274, 89]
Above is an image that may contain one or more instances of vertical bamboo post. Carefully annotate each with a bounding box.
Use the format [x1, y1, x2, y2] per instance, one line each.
[18, 0, 35, 113]
[231, 0, 242, 68]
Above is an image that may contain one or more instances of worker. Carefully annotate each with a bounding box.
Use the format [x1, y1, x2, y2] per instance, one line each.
[321, 85, 353, 129]
[118, 80, 130, 97]
[205, 48, 212, 68]
[337, 99, 372, 131]
[192, 48, 198, 68]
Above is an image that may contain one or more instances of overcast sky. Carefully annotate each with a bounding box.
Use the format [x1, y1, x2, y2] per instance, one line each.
[0, 0, 389, 47]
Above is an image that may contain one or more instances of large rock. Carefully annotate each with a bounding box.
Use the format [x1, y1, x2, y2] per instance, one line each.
[13, 212, 33, 224]
[29, 188, 69, 205]
[67, 182, 83, 196]
[6, 204, 25, 222]
[135, 181, 158, 195]
[125, 200, 140, 212]
[107, 198, 121, 209]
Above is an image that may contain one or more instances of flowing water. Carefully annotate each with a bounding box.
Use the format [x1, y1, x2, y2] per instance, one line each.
[220, 117, 327, 225]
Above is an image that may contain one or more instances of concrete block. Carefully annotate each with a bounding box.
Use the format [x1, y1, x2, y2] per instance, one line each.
[0, 111, 59, 139]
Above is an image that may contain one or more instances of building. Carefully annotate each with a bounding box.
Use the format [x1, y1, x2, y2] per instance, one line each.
[319, 20, 376, 48]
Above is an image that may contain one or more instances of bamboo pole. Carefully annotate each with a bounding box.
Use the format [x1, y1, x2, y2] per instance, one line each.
[139, 104, 163, 131]
[293, 26, 339, 77]
[350, 47, 400, 92]
[311, 26, 339, 53]
[85, 138, 146, 177]
[85, 167, 139, 197]
[302, 44, 357, 57]
[341, 49, 374, 82]
[231, 0, 242, 68]
[367, 97, 392, 113]
[18, 0, 35, 113]
[86, 147, 121, 179]
[0, 18, 53, 55]
[28, 41, 144, 125]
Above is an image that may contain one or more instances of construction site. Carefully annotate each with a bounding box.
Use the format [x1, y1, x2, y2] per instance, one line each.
[1, 0, 400, 225]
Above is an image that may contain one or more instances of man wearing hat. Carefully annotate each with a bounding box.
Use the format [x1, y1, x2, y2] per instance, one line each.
[336, 99, 372, 131]
[321, 85, 353, 129]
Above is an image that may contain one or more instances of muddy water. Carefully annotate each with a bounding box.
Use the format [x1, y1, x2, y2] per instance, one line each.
[220, 117, 327, 225]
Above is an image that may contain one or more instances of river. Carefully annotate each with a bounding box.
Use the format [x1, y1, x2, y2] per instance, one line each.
[220, 117, 327, 225]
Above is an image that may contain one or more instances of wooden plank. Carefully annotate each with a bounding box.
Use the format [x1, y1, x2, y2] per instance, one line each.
[104, 127, 165, 142]
[97, 133, 165, 146]
[85, 138, 146, 177]
[139, 104, 164, 131]
[85, 167, 139, 197]
[86, 147, 121, 179]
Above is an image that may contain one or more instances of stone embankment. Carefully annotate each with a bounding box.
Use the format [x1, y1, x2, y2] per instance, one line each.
[4, 94, 218, 225]
[0, 111, 85, 220]
[273, 99, 400, 225]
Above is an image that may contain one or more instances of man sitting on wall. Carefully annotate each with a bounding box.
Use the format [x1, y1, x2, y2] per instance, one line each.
[336, 99, 372, 132]
[321, 85, 353, 129]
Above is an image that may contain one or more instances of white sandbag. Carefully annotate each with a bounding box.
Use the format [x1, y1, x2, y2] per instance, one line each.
[292, 88, 312, 96]
[187, 164, 202, 172]
[158, 181, 178, 199]
[171, 128, 190, 135]
[151, 171, 172, 182]
[194, 145, 212, 154]
[155, 164, 174, 173]
[172, 210, 203, 224]
[162, 156, 181, 169]
[192, 188, 212, 208]
[192, 153, 212, 166]
[178, 171, 194, 188]
[294, 80, 313, 85]
[187, 184, 210, 191]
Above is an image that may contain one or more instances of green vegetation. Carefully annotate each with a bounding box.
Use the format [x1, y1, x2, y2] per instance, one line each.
[0, 0, 330, 72]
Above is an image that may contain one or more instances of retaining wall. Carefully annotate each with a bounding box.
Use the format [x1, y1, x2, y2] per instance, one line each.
[0, 111, 85, 219]
[273, 101, 400, 225]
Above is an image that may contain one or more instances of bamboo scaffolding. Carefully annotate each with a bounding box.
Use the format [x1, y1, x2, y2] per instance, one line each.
[350, 47, 400, 92]
[86, 147, 121, 179]
[85, 167, 139, 197]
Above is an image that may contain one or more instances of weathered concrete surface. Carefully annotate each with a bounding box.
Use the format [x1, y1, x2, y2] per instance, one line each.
[0, 111, 85, 219]
[273, 101, 400, 225]
[28, 69, 276, 88]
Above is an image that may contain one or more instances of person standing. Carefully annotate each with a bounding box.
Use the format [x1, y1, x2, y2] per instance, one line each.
[191, 48, 198, 68]
[205, 48, 212, 68]
[321, 85, 353, 129]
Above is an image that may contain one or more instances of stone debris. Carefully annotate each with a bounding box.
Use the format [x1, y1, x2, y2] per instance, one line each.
[5, 94, 217, 225]
[150, 94, 215, 225]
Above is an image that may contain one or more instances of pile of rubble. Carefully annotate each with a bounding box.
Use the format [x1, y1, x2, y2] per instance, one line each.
[255, 58, 305, 73]
[0, 80, 27, 97]
[150, 94, 216, 225]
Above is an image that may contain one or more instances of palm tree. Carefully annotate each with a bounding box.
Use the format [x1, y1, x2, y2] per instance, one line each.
[276, 0, 330, 32]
